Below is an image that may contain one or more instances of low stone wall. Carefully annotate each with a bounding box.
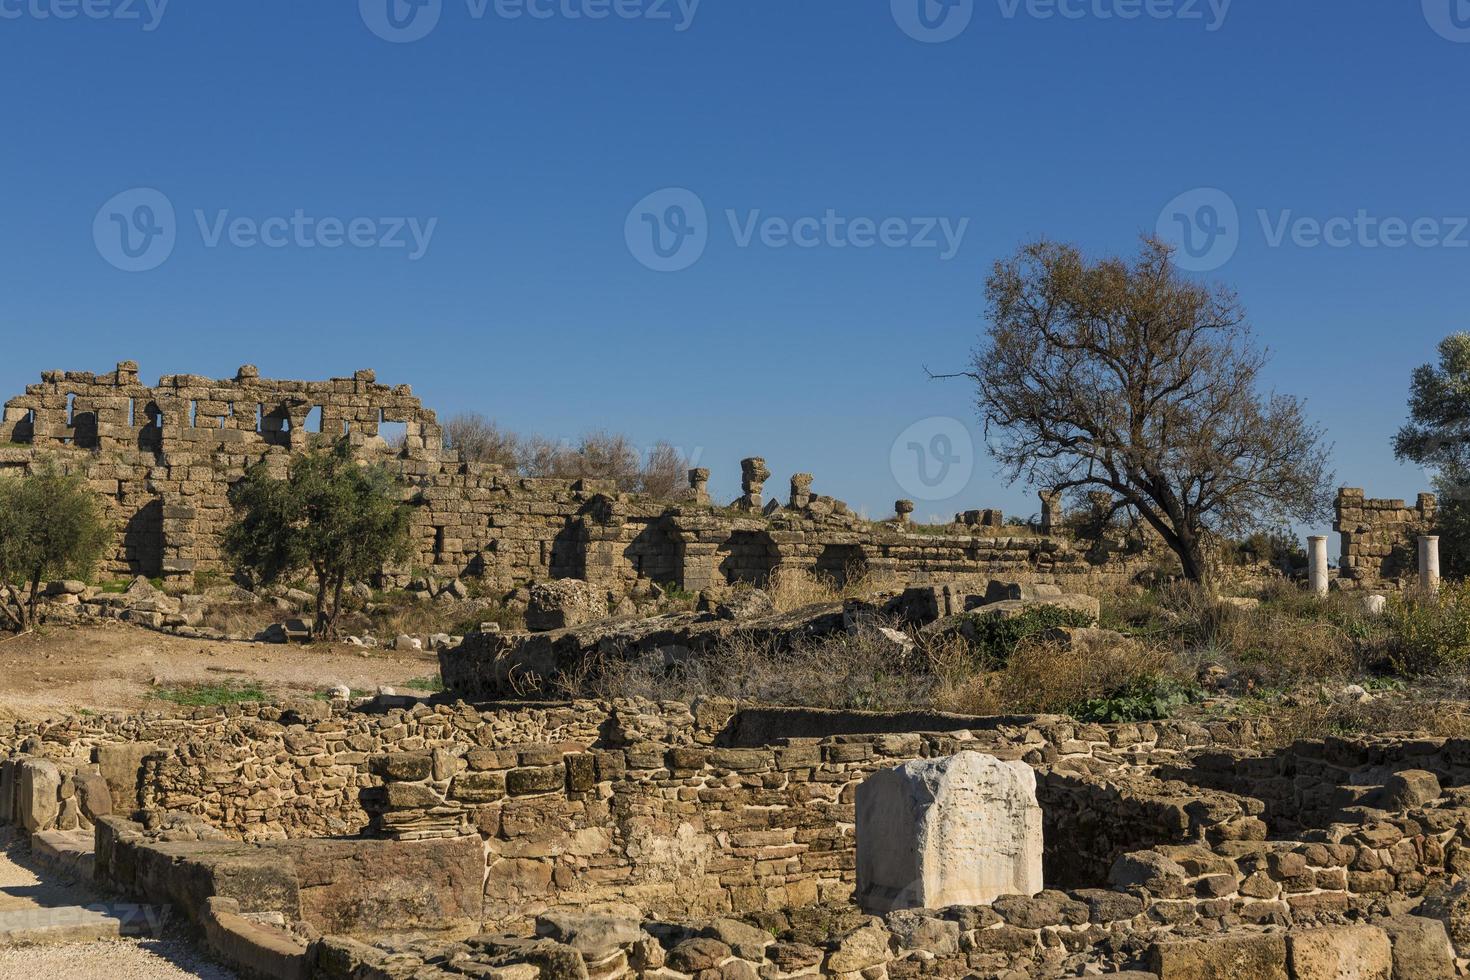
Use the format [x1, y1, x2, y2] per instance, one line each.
[314, 903, 1453, 980]
[94, 815, 485, 941]
[1173, 732, 1470, 832]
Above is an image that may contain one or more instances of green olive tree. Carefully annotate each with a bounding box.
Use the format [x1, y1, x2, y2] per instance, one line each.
[224, 441, 412, 638]
[0, 462, 112, 631]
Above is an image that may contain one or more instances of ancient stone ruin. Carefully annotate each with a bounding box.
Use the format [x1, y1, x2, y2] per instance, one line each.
[3, 362, 1467, 979]
[1, 362, 1155, 596]
[3, 691, 1467, 978]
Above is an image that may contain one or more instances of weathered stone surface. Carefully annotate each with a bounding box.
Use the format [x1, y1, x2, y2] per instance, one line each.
[1381, 770, 1441, 811]
[536, 910, 644, 959]
[667, 937, 731, 972]
[18, 759, 62, 833]
[1149, 933, 1289, 980]
[1287, 926, 1391, 980]
[526, 580, 604, 632]
[1378, 915, 1455, 980]
[855, 751, 1042, 913]
[824, 922, 891, 973]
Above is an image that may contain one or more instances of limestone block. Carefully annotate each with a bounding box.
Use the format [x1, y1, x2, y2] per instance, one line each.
[18, 759, 63, 833]
[1382, 770, 1441, 811]
[1378, 915, 1455, 980]
[1287, 926, 1391, 980]
[855, 751, 1042, 913]
[525, 579, 604, 632]
[1149, 933, 1288, 979]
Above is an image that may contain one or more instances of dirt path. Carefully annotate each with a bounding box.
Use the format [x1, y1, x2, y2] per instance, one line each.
[0, 623, 440, 718]
[0, 833, 238, 979]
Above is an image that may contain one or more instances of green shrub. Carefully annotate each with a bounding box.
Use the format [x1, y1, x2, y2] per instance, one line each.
[1072, 675, 1200, 723]
[964, 604, 1096, 667]
[1384, 582, 1470, 675]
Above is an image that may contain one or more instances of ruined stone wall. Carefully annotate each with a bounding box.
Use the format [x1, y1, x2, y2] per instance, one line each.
[1334, 487, 1438, 589]
[2, 362, 1157, 593]
[0, 697, 1264, 925]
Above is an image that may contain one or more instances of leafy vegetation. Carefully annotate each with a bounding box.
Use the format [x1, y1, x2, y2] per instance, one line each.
[1073, 675, 1201, 723]
[224, 440, 411, 638]
[1382, 582, 1470, 676]
[963, 604, 1097, 667]
[0, 461, 112, 630]
[153, 681, 268, 706]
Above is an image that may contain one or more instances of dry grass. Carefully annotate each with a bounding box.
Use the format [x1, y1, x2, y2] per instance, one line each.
[1100, 580, 1369, 691]
[934, 629, 1176, 717]
[764, 565, 901, 613]
[200, 601, 277, 637]
[1258, 686, 1470, 748]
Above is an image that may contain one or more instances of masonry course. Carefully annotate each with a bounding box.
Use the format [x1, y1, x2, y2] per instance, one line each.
[3, 362, 1152, 597]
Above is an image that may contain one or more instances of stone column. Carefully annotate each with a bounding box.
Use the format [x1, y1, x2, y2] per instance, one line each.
[1419, 535, 1441, 595]
[688, 468, 710, 506]
[789, 473, 814, 510]
[894, 500, 915, 525]
[737, 457, 770, 511]
[1307, 535, 1329, 596]
[1039, 490, 1061, 534]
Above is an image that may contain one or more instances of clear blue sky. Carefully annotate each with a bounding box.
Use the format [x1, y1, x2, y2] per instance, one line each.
[3, 1, 1468, 531]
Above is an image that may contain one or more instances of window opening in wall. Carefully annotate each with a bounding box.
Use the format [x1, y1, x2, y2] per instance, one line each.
[128, 399, 136, 427]
[189, 400, 199, 426]
[66, 393, 76, 424]
[305, 406, 322, 434]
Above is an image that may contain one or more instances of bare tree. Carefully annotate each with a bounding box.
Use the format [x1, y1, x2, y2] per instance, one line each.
[638, 441, 692, 498]
[950, 237, 1332, 583]
[446, 418, 691, 501]
[443, 413, 520, 468]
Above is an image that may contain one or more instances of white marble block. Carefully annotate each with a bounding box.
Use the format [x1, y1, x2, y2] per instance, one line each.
[855, 751, 1043, 913]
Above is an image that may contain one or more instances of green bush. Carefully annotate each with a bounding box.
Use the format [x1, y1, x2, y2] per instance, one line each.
[1072, 675, 1199, 723]
[0, 461, 112, 630]
[964, 604, 1096, 667]
[1384, 582, 1470, 676]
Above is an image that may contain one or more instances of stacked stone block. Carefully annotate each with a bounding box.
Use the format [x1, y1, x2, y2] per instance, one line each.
[1335, 487, 1438, 588]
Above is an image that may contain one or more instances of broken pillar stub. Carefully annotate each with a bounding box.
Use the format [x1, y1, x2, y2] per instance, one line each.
[855, 751, 1043, 914]
[736, 457, 771, 510]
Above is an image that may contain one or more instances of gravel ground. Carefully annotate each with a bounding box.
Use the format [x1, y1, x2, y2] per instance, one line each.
[0, 834, 238, 979]
[0, 938, 240, 979]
